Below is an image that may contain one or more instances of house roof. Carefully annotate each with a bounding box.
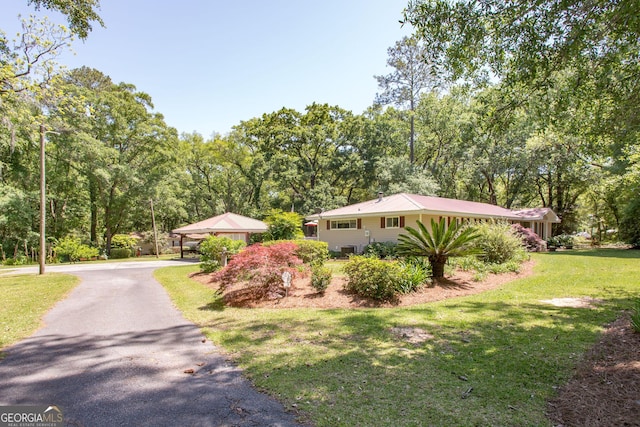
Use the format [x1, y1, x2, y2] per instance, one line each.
[306, 193, 559, 222]
[172, 212, 268, 235]
[512, 207, 561, 223]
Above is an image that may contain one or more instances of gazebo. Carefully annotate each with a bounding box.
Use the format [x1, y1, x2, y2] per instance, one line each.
[172, 212, 268, 258]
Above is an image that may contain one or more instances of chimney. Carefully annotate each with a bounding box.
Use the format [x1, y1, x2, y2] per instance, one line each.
[377, 192, 383, 202]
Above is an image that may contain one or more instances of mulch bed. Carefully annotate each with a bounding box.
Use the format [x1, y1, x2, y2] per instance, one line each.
[547, 315, 640, 427]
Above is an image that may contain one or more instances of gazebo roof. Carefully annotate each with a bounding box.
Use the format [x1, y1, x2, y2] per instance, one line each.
[172, 212, 268, 235]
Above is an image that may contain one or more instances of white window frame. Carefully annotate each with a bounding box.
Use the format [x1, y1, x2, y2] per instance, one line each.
[385, 216, 400, 229]
[330, 219, 358, 230]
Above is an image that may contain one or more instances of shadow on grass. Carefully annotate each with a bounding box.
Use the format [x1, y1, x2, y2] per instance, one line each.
[198, 290, 225, 311]
[205, 293, 639, 426]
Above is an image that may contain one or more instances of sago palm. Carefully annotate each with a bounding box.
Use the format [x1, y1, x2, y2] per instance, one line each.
[398, 218, 481, 279]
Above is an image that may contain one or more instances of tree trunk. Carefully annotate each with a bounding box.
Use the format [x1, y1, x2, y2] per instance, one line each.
[430, 256, 446, 278]
[89, 179, 98, 245]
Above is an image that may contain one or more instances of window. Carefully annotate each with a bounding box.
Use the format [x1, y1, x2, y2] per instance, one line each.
[330, 219, 357, 230]
[385, 216, 400, 228]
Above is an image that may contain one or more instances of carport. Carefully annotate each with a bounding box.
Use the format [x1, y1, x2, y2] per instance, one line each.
[172, 212, 268, 258]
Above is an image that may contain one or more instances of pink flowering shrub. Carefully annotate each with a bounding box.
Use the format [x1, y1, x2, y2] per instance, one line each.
[212, 242, 302, 299]
[511, 224, 546, 252]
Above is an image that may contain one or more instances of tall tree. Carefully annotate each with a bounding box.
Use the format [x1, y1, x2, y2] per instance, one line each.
[404, 0, 640, 224]
[27, 0, 104, 39]
[413, 89, 472, 198]
[56, 67, 178, 251]
[375, 36, 440, 164]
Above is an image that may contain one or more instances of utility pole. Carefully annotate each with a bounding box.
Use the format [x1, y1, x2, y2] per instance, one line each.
[39, 124, 46, 275]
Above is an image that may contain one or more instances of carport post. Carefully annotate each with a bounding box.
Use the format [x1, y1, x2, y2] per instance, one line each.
[180, 234, 184, 259]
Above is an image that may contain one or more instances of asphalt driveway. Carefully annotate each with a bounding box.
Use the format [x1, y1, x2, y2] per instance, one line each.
[0, 262, 302, 426]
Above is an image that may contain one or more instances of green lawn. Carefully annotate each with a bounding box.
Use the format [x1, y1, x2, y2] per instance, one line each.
[0, 253, 182, 270]
[155, 249, 640, 427]
[0, 274, 80, 351]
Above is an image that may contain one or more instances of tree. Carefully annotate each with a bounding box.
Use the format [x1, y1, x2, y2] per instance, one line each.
[1, 16, 73, 95]
[180, 132, 255, 219]
[413, 89, 472, 198]
[404, 0, 640, 226]
[263, 210, 304, 241]
[375, 36, 440, 164]
[55, 67, 178, 252]
[398, 218, 480, 278]
[403, 0, 640, 91]
[374, 156, 439, 196]
[27, 0, 104, 39]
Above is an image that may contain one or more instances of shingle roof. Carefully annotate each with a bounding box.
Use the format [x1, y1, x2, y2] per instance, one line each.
[173, 212, 268, 234]
[512, 207, 560, 222]
[307, 193, 559, 222]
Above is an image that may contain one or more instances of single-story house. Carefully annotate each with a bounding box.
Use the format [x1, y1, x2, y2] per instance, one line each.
[172, 212, 268, 258]
[305, 192, 560, 254]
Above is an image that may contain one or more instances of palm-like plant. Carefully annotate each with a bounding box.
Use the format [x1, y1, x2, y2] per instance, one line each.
[398, 218, 481, 279]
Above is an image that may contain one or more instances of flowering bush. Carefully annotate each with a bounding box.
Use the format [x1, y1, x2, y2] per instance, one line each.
[511, 224, 546, 252]
[212, 242, 302, 299]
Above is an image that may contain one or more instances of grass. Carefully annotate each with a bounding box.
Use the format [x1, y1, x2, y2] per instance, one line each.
[0, 273, 80, 351]
[0, 253, 182, 270]
[155, 249, 640, 426]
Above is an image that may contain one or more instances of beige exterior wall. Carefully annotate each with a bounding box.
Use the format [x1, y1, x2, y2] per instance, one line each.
[317, 214, 442, 253]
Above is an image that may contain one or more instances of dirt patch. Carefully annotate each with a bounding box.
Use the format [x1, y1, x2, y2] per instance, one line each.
[541, 297, 603, 309]
[191, 260, 536, 309]
[389, 327, 434, 344]
[547, 315, 640, 427]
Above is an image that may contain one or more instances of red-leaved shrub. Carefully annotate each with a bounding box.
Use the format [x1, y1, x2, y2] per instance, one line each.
[511, 224, 546, 252]
[212, 242, 302, 299]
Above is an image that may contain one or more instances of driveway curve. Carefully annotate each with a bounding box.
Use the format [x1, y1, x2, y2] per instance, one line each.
[0, 261, 302, 426]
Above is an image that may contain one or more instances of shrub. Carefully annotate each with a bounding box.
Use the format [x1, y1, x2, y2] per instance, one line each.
[547, 234, 575, 248]
[511, 224, 546, 252]
[263, 210, 304, 241]
[294, 240, 329, 265]
[619, 197, 640, 247]
[631, 300, 640, 333]
[474, 221, 527, 264]
[54, 236, 99, 262]
[311, 264, 332, 293]
[111, 234, 137, 249]
[452, 255, 523, 282]
[263, 239, 329, 265]
[363, 241, 399, 259]
[343, 256, 403, 302]
[212, 242, 303, 299]
[3, 256, 29, 266]
[397, 258, 431, 293]
[109, 248, 132, 259]
[199, 236, 246, 273]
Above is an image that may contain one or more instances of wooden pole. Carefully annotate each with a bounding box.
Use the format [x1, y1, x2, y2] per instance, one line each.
[150, 199, 159, 258]
[39, 124, 46, 275]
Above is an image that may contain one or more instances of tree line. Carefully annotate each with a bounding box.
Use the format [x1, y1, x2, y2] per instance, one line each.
[2, 1, 639, 259]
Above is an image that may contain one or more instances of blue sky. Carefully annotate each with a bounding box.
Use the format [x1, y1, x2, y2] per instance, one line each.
[2, 1, 412, 137]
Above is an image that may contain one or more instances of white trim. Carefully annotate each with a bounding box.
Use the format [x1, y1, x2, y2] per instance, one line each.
[385, 216, 400, 229]
[330, 219, 358, 230]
